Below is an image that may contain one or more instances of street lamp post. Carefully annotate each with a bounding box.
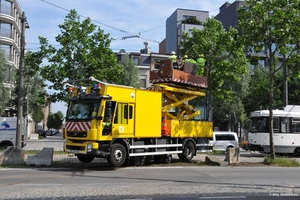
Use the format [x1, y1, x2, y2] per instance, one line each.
[16, 12, 29, 147]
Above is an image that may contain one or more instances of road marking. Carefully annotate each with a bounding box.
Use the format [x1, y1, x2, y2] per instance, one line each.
[199, 196, 246, 199]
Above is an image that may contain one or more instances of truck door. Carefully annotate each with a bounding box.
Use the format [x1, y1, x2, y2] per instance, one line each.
[112, 102, 134, 137]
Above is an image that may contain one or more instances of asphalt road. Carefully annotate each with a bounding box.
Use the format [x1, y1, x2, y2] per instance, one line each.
[24, 133, 65, 151]
[2, 135, 299, 199]
[1, 165, 299, 200]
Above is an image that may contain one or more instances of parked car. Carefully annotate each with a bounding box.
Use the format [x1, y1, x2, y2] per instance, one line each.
[209, 131, 239, 152]
[36, 129, 46, 138]
[45, 130, 55, 136]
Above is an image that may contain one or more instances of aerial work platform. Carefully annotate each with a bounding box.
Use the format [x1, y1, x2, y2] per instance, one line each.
[149, 59, 207, 89]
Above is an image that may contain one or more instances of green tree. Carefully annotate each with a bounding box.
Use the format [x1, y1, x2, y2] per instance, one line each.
[32, 109, 44, 131]
[24, 51, 49, 116]
[287, 74, 300, 105]
[9, 51, 48, 117]
[47, 111, 64, 130]
[37, 9, 122, 103]
[238, 0, 300, 159]
[117, 55, 141, 88]
[213, 72, 250, 131]
[0, 50, 14, 114]
[180, 17, 249, 125]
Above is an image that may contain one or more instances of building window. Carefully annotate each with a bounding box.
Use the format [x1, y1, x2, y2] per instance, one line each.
[133, 57, 139, 65]
[0, 44, 11, 60]
[0, 0, 11, 15]
[0, 22, 11, 38]
[183, 15, 192, 20]
[139, 75, 146, 88]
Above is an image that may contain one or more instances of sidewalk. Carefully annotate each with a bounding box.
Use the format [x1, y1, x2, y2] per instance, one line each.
[24, 150, 265, 165]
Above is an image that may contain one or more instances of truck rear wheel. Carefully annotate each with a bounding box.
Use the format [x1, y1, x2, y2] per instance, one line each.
[178, 141, 195, 162]
[107, 143, 127, 167]
[77, 154, 94, 163]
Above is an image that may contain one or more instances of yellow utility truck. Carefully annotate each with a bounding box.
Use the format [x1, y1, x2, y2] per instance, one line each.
[63, 59, 213, 167]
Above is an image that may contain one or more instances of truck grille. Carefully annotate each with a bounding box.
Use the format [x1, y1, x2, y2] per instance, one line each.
[66, 131, 87, 137]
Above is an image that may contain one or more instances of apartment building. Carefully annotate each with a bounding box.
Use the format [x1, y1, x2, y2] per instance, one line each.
[161, 8, 209, 55]
[215, 1, 246, 31]
[0, 0, 23, 92]
[116, 42, 170, 89]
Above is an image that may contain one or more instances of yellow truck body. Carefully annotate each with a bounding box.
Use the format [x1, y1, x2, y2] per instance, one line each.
[64, 60, 213, 167]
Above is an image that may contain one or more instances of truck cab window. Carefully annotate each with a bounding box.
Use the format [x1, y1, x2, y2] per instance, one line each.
[115, 103, 129, 124]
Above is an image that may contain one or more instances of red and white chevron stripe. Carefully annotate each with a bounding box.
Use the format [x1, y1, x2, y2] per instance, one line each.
[65, 122, 91, 131]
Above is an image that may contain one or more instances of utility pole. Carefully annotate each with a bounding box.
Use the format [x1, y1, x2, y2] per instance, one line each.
[26, 84, 30, 138]
[16, 12, 29, 147]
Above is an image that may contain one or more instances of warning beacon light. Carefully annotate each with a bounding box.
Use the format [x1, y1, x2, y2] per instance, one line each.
[68, 86, 73, 93]
[93, 83, 102, 90]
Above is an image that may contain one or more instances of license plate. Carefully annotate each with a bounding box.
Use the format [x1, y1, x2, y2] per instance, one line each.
[70, 150, 79, 154]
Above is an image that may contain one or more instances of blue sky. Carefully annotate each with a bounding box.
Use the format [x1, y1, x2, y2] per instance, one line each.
[20, 0, 230, 116]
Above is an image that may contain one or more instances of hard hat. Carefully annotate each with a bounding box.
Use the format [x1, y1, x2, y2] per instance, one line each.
[171, 51, 176, 55]
[199, 54, 204, 57]
[183, 55, 188, 59]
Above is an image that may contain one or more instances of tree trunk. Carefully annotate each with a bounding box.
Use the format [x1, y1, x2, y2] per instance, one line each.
[269, 64, 275, 159]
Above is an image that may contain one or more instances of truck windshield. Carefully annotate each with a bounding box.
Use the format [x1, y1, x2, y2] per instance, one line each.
[66, 102, 99, 120]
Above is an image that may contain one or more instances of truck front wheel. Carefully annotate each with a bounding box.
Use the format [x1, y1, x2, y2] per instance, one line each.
[77, 154, 94, 163]
[178, 141, 195, 162]
[107, 143, 127, 167]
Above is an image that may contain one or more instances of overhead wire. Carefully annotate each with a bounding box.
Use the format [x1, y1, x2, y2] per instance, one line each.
[40, 0, 221, 46]
[41, 0, 154, 42]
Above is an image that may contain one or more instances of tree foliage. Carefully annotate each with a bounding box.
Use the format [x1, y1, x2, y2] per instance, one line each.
[0, 50, 13, 114]
[182, 16, 202, 25]
[117, 55, 141, 88]
[32, 109, 44, 126]
[37, 9, 123, 103]
[238, 0, 300, 158]
[24, 51, 49, 115]
[180, 17, 249, 124]
[47, 111, 64, 130]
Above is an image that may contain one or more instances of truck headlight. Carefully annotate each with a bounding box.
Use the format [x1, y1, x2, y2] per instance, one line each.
[87, 143, 92, 152]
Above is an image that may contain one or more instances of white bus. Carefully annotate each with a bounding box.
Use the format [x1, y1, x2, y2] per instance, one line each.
[248, 105, 300, 156]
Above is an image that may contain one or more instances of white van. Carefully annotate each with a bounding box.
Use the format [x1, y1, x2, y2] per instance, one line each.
[210, 131, 239, 151]
[0, 117, 27, 150]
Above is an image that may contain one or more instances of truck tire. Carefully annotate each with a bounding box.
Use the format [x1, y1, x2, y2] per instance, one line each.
[178, 141, 194, 162]
[77, 154, 94, 163]
[107, 143, 127, 167]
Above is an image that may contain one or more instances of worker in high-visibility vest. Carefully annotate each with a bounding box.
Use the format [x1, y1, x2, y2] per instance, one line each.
[196, 54, 205, 76]
[102, 116, 112, 135]
[169, 51, 178, 69]
[185, 55, 196, 65]
[179, 55, 189, 70]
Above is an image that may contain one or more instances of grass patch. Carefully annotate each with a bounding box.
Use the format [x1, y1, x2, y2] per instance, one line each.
[211, 150, 225, 154]
[264, 156, 300, 167]
[24, 150, 68, 155]
[0, 163, 28, 168]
